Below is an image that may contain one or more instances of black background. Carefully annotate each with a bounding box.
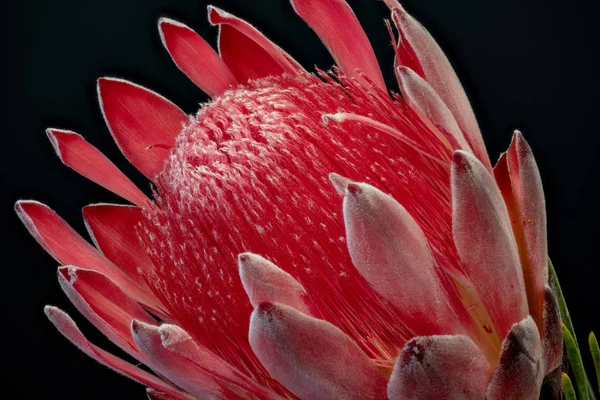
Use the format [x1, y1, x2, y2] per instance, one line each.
[3, 0, 599, 398]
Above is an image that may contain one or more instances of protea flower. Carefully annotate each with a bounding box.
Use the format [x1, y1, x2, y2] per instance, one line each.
[17, 0, 582, 398]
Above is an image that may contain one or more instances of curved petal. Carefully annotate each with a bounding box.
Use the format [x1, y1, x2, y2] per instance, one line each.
[57, 266, 155, 359]
[341, 180, 463, 335]
[507, 131, 548, 330]
[238, 253, 317, 317]
[542, 285, 562, 373]
[249, 302, 387, 400]
[389, 4, 491, 170]
[83, 203, 154, 281]
[159, 324, 280, 399]
[97, 77, 188, 180]
[388, 335, 492, 400]
[158, 18, 237, 97]
[44, 307, 190, 400]
[132, 321, 224, 400]
[47, 129, 150, 208]
[486, 316, 544, 400]
[208, 6, 302, 73]
[15, 201, 161, 311]
[290, 0, 385, 89]
[217, 24, 286, 83]
[452, 151, 528, 338]
[395, 67, 470, 152]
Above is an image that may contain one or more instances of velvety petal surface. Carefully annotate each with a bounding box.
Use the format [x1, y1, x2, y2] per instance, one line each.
[83, 204, 154, 283]
[507, 132, 548, 329]
[388, 2, 491, 170]
[342, 180, 463, 335]
[97, 77, 188, 180]
[16, 200, 160, 310]
[452, 151, 528, 339]
[395, 67, 470, 152]
[238, 253, 317, 317]
[57, 266, 155, 359]
[47, 128, 150, 208]
[159, 18, 237, 97]
[388, 335, 492, 400]
[290, 0, 385, 89]
[208, 6, 302, 74]
[486, 316, 544, 400]
[542, 285, 562, 373]
[44, 307, 190, 400]
[132, 321, 224, 400]
[249, 302, 387, 400]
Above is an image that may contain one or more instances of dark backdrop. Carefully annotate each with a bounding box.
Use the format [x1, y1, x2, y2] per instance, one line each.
[3, 0, 599, 398]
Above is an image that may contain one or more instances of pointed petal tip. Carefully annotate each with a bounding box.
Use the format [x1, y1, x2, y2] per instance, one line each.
[328, 173, 351, 196]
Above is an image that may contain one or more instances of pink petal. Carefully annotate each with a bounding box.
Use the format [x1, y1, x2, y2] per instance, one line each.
[208, 6, 302, 74]
[290, 0, 385, 90]
[388, 335, 492, 400]
[217, 24, 286, 83]
[452, 151, 528, 338]
[395, 67, 470, 152]
[341, 180, 463, 335]
[249, 302, 387, 400]
[238, 253, 317, 317]
[486, 316, 544, 400]
[83, 203, 154, 282]
[97, 77, 188, 181]
[44, 306, 190, 400]
[390, 4, 491, 170]
[159, 324, 279, 399]
[507, 131, 548, 330]
[47, 129, 150, 208]
[57, 266, 155, 360]
[542, 285, 562, 373]
[15, 200, 160, 310]
[158, 18, 237, 97]
[131, 321, 224, 400]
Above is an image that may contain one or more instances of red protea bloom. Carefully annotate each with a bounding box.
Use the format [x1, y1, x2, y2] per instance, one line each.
[16, 0, 564, 398]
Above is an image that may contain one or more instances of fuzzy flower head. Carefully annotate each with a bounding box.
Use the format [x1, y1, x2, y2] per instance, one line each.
[17, 0, 565, 399]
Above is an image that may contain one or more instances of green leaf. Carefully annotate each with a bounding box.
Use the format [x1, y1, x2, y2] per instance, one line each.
[564, 373, 578, 400]
[549, 257, 578, 348]
[564, 324, 589, 399]
[590, 332, 600, 394]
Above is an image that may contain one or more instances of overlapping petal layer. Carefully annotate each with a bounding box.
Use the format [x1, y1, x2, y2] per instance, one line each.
[18, 1, 563, 398]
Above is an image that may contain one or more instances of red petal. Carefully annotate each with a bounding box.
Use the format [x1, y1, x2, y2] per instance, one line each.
[390, 5, 491, 171]
[57, 266, 155, 360]
[388, 335, 492, 399]
[44, 306, 190, 400]
[47, 129, 150, 208]
[395, 67, 470, 152]
[158, 18, 237, 97]
[97, 77, 187, 180]
[15, 200, 160, 310]
[217, 24, 286, 83]
[542, 285, 562, 373]
[131, 321, 224, 399]
[208, 6, 301, 74]
[342, 180, 464, 335]
[249, 302, 387, 400]
[290, 0, 385, 90]
[486, 316, 544, 400]
[238, 253, 317, 317]
[452, 151, 528, 338]
[159, 324, 279, 399]
[507, 132, 548, 331]
[83, 204, 154, 282]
